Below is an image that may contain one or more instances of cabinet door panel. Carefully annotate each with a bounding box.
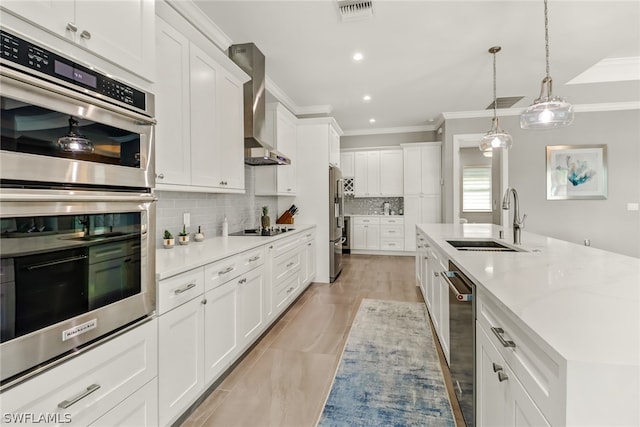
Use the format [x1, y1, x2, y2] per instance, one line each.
[403, 195, 420, 251]
[352, 224, 367, 249]
[366, 151, 381, 196]
[340, 152, 355, 177]
[380, 150, 403, 196]
[1, 0, 74, 39]
[75, 0, 155, 79]
[477, 325, 509, 427]
[403, 146, 422, 195]
[237, 268, 264, 346]
[217, 72, 245, 190]
[420, 145, 441, 194]
[158, 298, 205, 427]
[354, 152, 368, 197]
[420, 194, 442, 223]
[204, 281, 238, 384]
[189, 44, 221, 187]
[90, 378, 158, 427]
[365, 225, 380, 250]
[155, 19, 191, 185]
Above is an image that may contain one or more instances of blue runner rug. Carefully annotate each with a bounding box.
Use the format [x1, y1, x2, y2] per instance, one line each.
[318, 299, 455, 427]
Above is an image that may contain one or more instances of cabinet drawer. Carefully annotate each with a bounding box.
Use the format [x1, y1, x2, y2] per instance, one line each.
[204, 254, 242, 291]
[1, 320, 157, 427]
[274, 249, 301, 283]
[301, 230, 315, 243]
[157, 267, 205, 315]
[477, 288, 564, 426]
[274, 271, 300, 312]
[238, 246, 265, 271]
[380, 239, 404, 251]
[353, 216, 381, 225]
[380, 217, 404, 225]
[89, 378, 158, 427]
[272, 234, 302, 258]
[380, 224, 403, 238]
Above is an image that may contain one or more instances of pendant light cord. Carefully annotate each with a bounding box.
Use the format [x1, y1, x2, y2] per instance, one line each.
[492, 49, 497, 121]
[544, 0, 550, 79]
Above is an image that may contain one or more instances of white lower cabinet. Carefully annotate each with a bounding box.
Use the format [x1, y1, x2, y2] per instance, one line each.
[477, 325, 550, 427]
[203, 277, 239, 384]
[423, 241, 449, 364]
[1, 320, 157, 427]
[236, 267, 264, 349]
[89, 378, 158, 427]
[301, 233, 316, 286]
[158, 294, 206, 427]
[352, 216, 380, 250]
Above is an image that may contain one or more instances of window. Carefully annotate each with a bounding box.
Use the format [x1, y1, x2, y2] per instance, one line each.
[462, 166, 492, 212]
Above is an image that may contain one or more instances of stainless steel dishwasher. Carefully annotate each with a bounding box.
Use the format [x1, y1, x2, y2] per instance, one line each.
[443, 260, 475, 427]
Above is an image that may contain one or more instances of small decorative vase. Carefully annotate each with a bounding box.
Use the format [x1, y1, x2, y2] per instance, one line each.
[261, 215, 270, 228]
[163, 238, 175, 249]
[178, 235, 189, 245]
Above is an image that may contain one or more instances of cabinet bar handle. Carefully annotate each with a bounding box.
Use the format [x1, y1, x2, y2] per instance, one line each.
[174, 282, 196, 295]
[238, 278, 247, 284]
[66, 23, 78, 32]
[286, 262, 295, 268]
[491, 327, 516, 348]
[58, 384, 100, 409]
[498, 372, 509, 382]
[157, 173, 165, 179]
[492, 363, 503, 372]
[80, 30, 91, 40]
[218, 266, 234, 275]
[248, 256, 260, 262]
[26, 254, 87, 270]
[307, 243, 312, 246]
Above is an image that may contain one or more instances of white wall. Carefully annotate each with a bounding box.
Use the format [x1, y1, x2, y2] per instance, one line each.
[443, 109, 640, 258]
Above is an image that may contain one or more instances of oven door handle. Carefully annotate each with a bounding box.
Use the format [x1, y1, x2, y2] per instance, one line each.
[443, 271, 473, 302]
[26, 255, 88, 270]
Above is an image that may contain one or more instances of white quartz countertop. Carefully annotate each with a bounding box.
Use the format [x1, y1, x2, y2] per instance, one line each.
[417, 223, 640, 367]
[156, 224, 316, 281]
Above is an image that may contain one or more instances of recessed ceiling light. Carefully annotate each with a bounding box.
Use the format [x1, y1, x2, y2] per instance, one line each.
[363, 95, 371, 101]
[369, 118, 376, 123]
[353, 52, 364, 62]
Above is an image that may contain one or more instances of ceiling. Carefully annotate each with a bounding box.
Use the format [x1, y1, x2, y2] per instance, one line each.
[192, 0, 640, 134]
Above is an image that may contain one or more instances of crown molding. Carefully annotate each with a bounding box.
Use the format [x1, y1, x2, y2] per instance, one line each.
[165, 0, 232, 52]
[343, 124, 436, 137]
[297, 117, 344, 135]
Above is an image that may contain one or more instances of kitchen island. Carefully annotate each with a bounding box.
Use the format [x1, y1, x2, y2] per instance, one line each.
[417, 223, 639, 427]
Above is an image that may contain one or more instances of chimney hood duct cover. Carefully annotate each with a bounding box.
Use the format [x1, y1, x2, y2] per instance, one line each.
[229, 43, 291, 166]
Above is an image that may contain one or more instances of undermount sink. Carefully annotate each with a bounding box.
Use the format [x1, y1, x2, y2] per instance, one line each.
[446, 239, 524, 252]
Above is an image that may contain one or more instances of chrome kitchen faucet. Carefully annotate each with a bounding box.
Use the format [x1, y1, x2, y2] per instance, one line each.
[502, 188, 527, 245]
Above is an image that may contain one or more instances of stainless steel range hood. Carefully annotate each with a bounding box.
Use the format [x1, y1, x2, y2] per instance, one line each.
[229, 43, 291, 166]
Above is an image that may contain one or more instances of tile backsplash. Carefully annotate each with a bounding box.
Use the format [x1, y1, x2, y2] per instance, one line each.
[156, 166, 277, 247]
[344, 196, 404, 215]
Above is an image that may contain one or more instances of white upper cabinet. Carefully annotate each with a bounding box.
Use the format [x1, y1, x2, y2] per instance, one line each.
[353, 149, 402, 197]
[403, 143, 441, 196]
[329, 125, 341, 167]
[340, 152, 355, 178]
[2, 0, 155, 80]
[255, 103, 298, 196]
[154, 14, 248, 193]
[379, 150, 403, 196]
[155, 19, 190, 185]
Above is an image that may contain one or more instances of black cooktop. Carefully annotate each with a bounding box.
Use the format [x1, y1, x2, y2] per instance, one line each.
[229, 228, 295, 237]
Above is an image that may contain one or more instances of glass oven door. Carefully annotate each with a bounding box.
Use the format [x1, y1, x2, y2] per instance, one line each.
[0, 67, 155, 189]
[0, 188, 156, 388]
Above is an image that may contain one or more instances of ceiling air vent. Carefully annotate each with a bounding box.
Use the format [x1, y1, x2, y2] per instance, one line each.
[337, 0, 373, 22]
[486, 96, 524, 110]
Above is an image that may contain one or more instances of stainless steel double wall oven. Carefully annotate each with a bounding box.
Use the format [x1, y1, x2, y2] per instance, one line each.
[0, 29, 156, 389]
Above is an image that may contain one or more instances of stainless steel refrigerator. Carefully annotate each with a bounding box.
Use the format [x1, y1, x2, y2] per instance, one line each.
[329, 165, 344, 282]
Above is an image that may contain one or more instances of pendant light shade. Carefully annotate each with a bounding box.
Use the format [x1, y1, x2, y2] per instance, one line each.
[520, 0, 574, 129]
[479, 46, 512, 154]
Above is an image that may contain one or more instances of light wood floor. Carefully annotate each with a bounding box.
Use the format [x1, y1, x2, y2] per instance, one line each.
[181, 254, 464, 427]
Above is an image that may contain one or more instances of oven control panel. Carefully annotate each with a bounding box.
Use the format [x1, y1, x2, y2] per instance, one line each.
[0, 30, 147, 114]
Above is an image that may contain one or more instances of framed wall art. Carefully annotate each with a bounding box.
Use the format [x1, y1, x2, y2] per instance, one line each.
[546, 144, 607, 200]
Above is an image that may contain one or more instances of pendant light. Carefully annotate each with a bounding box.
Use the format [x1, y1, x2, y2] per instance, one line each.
[520, 0, 573, 129]
[479, 46, 512, 153]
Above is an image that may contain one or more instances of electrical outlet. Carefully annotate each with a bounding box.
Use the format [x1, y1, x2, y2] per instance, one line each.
[627, 203, 639, 212]
[183, 212, 190, 227]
